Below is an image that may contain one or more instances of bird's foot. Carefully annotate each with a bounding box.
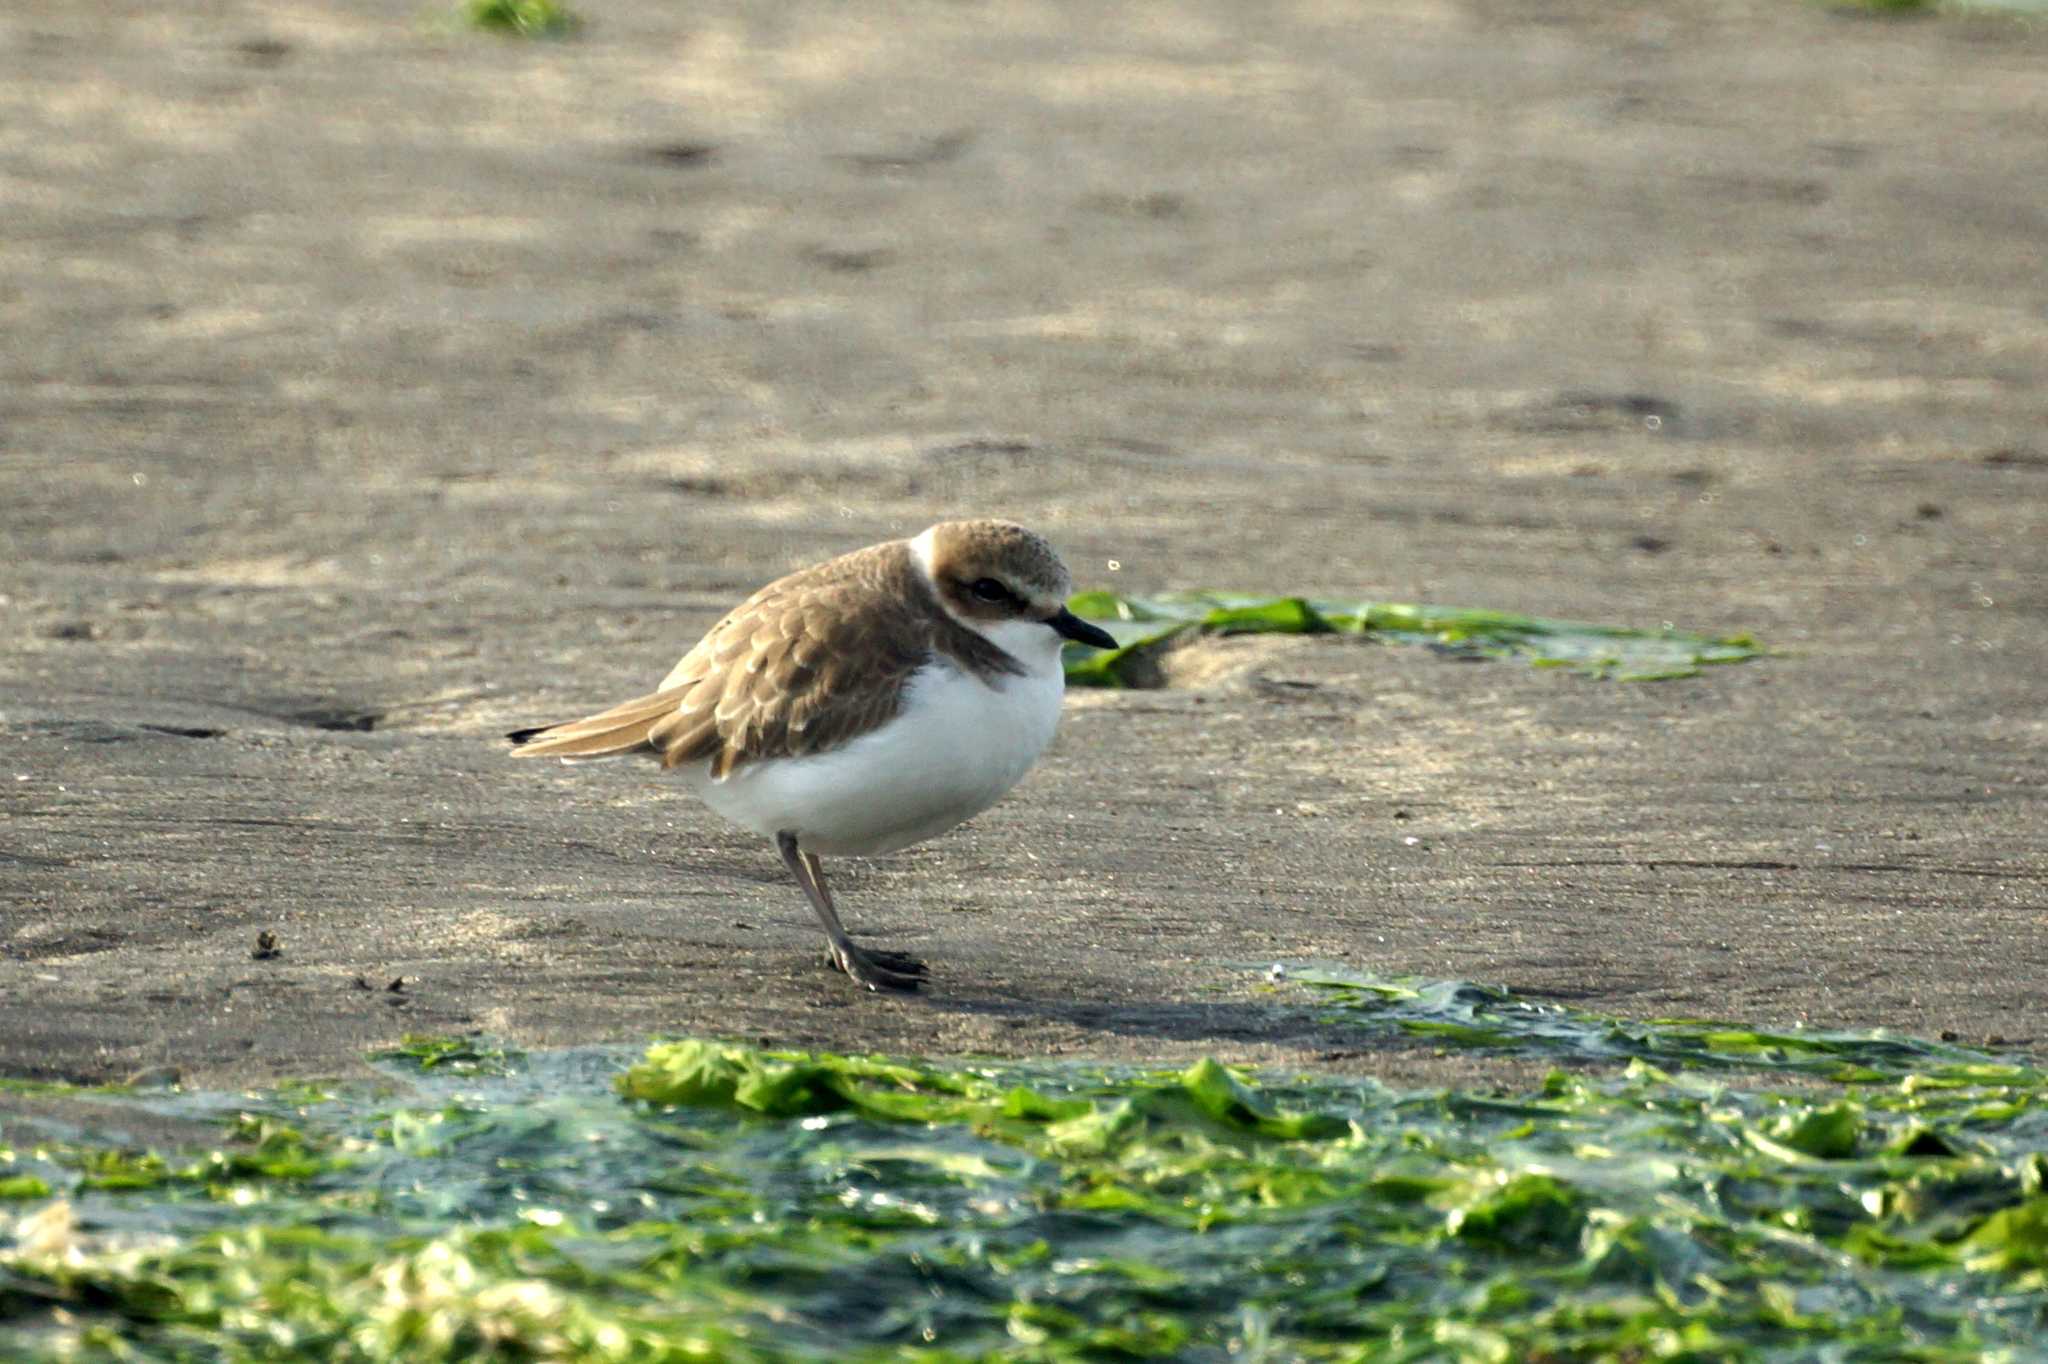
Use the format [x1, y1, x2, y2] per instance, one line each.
[828, 941, 928, 992]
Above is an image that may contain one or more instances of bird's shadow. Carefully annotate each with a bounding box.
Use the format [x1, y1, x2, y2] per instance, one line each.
[924, 982, 1347, 1054]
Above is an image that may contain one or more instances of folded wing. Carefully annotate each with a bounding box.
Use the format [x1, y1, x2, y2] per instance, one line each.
[508, 540, 935, 778]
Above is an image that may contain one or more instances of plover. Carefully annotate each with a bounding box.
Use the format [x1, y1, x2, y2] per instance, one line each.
[508, 519, 1117, 992]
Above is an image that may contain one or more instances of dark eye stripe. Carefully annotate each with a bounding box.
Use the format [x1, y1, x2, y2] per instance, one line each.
[968, 577, 1013, 605]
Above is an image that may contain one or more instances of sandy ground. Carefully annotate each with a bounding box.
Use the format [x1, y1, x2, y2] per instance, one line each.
[2, 0, 2044, 1090]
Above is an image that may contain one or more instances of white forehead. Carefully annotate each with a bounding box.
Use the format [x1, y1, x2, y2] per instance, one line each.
[909, 525, 941, 576]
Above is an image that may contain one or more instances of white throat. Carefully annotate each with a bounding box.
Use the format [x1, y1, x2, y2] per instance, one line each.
[974, 615, 1069, 677]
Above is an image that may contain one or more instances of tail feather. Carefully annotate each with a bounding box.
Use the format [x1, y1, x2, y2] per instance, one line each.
[506, 686, 689, 762]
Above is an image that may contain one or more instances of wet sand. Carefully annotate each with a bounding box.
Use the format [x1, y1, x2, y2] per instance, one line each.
[3, 0, 2044, 1087]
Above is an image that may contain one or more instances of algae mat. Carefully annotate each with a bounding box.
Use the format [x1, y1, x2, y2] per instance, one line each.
[3, 974, 2044, 1361]
[1062, 593, 1765, 687]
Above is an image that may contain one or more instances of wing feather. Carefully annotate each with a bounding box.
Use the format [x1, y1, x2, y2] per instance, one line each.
[508, 538, 1027, 778]
[505, 686, 690, 761]
[511, 541, 934, 777]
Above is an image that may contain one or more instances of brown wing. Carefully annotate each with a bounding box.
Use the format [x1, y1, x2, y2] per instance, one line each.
[507, 539, 1032, 776]
[652, 540, 936, 778]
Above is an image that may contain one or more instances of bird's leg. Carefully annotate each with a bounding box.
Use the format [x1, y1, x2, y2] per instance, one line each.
[800, 849, 929, 982]
[776, 832, 927, 991]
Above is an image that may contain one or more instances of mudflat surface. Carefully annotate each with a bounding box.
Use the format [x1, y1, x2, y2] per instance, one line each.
[3, 0, 2044, 1089]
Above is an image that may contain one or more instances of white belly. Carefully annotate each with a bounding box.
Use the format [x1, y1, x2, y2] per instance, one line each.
[683, 637, 1067, 857]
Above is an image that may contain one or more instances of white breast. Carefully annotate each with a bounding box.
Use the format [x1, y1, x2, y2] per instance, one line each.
[683, 617, 1069, 856]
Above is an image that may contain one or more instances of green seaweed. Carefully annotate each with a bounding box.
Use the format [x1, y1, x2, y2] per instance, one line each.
[378, 1033, 526, 1077]
[461, 0, 579, 37]
[1294, 968, 2039, 1087]
[1808, 0, 2048, 18]
[0, 1077, 135, 1098]
[1061, 589, 1764, 686]
[2, 983, 2043, 1362]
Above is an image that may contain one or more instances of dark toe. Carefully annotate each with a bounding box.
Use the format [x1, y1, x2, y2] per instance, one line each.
[830, 944, 926, 992]
[866, 949, 929, 978]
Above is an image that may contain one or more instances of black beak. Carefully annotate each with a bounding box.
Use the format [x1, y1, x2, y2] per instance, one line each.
[1048, 607, 1118, 651]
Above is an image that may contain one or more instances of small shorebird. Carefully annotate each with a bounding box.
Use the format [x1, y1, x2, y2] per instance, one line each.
[508, 518, 1117, 991]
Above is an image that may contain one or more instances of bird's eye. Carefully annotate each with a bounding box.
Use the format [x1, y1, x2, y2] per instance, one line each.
[969, 577, 1010, 604]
